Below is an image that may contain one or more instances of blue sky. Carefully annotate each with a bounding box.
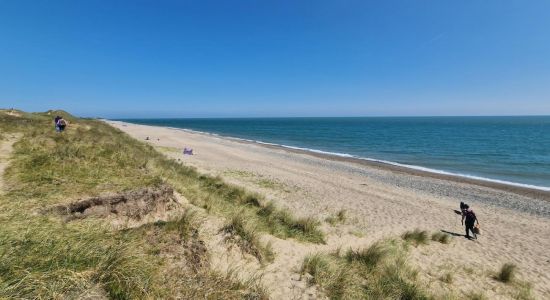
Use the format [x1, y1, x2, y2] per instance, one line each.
[1, 0, 549, 118]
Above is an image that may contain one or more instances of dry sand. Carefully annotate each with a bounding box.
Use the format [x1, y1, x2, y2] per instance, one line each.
[0, 134, 19, 195]
[109, 120, 550, 299]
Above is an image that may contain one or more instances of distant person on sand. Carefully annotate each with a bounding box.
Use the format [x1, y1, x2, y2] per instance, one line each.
[56, 117, 67, 132]
[461, 204, 479, 239]
[183, 147, 193, 155]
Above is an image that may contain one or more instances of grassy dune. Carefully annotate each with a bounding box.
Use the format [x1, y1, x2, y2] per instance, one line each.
[2, 110, 318, 298]
[153, 157, 325, 243]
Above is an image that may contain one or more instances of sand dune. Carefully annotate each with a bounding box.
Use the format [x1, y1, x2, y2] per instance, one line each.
[109, 120, 550, 299]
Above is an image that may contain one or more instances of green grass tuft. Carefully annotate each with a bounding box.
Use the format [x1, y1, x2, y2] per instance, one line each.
[163, 209, 200, 240]
[496, 263, 517, 283]
[431, 232, 451, 244]
[440, 272, 453, 284]
[243, 193, 262, 207]
[344, 241, 389, 270]
[467, 291, 488, 300]
[326, 209, 347, 226]
[402, 229, 429, 246]
[301, 254, 363, 299]
[513, 281, 534, 300]
[222, 214, 275, 264]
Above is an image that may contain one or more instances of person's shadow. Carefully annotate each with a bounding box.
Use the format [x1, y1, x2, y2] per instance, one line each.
[441, 229, 478, 240]
[441, 229, 464, 237]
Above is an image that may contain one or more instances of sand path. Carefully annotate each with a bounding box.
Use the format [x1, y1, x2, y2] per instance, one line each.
[0, 134, 18, 195]
[110, 121, 550, 299]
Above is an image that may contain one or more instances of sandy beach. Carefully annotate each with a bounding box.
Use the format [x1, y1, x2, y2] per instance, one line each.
[109, 120, 550, 299]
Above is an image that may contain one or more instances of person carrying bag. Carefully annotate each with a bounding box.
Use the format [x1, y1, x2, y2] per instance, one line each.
[461, 204, 480, 239]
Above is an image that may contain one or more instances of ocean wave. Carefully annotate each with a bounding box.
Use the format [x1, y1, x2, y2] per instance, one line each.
[355, 157, 550, 192]
[272, 143, 550, 191]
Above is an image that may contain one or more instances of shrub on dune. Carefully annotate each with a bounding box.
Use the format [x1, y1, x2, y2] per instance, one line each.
[496, 263, 517, 283]
[302, 239, 430, 300]
[401, 229, 429, 245]
[222, 214, 274, 264]
[344, 241, 389, 270]
[431, 232, 451, 244]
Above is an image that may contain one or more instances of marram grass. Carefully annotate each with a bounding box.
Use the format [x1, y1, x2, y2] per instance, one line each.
[301, 239, 430, 300]
[0, 110, 275, 299]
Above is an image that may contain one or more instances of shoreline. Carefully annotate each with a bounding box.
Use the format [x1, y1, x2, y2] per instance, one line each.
[113, 120, 550, 201]
[257, 143, 550, 201]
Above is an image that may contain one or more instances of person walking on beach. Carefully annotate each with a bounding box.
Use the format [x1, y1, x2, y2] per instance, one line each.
[461, 204, 479, 239]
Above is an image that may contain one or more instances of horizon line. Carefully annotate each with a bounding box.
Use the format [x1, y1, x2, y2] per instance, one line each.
[110, 114, 550, 120]
[2, 108, 550, 119]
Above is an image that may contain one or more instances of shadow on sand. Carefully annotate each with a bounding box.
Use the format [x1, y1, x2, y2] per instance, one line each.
[441, 229, 478, 241]
[441, 229, 464, 237]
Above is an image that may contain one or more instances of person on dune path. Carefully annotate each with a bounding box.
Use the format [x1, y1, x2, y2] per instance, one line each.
[56, 117, 68, 132]
[54, 116, 61, 132]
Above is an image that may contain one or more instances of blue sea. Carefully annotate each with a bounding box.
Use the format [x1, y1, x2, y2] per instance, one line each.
[119, 117, 550, 190]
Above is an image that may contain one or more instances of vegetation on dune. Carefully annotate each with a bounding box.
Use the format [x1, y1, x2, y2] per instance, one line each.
[495, 263, 517, 283]
[325, 209, 347, 226]
[439, 272, 453, 284]
[0, 220, 156, 299]
[466, 291, 488, 300]
[5, 119, 163, 205]
[513, 283, 535, 300]
[344, 241, 391, 271]
[301, 253, 363, 299]
[222, 169, 291, 192]
[124, 212, 268, 299]
[301, 239, 430, 300]
[490, 263, 534, 299]
[431, 232, 451, 244]
[222, 214, 275, 264]
[0, 110, 275, 298]
[154, 157, 325, 243]
[401, 229, 429, 246]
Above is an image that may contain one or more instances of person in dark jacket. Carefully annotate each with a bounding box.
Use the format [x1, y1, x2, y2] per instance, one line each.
[461, 204, 479, 239]
[56, 117, 68, 132]
[54, 116, 61, 132]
